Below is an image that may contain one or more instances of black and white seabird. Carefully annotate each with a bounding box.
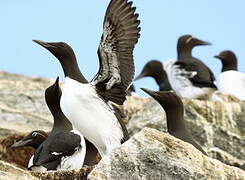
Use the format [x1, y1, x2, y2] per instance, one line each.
[141, 88, 207, 155]
[163, 35, 217, 99]
[135, 60, 172, 91]
[28, 78, 86, 171]
[33, 0, 140, 156]
[214, 50, 245, 100]
[11, 130, 48, 149]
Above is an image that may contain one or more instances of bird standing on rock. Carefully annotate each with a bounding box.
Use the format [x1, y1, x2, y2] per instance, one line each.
[141, 88, 207, 155]
[33, 0, 141, 157]
[164, 35, 217, 100]
[214, 50, 245, 100]
[27, 78, 86, 171]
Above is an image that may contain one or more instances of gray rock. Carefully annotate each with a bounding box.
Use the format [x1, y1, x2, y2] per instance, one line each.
[88, 128, 245, 180]
[0, 71, 53, 137]
[124, 96, 245, 168]
[0, 71, 244, 178]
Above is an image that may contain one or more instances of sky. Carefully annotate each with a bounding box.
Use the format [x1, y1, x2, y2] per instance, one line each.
[0, 0, 245, 96]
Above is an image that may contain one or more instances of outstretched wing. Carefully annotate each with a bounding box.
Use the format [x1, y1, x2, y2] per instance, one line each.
[93, 0, 141, 105]
[32, 131, 81, 168]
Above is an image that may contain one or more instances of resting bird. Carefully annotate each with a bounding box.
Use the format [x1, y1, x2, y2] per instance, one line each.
[135, 60, 172, 91]
[141, 88, 207, 155]
[164, 34, 217, 99]
[33, 0, 140, 156]
[28, 78, 86, 171]
[214, 50, 245, 100]
[12, 130, 48, 149]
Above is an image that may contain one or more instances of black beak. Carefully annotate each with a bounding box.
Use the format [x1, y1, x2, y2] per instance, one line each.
[11, 139, 32, 148]
[214, 55, 221, 59]
[195, 39, 212, 46]
[33, 40, 54, 48]
[134, 72, 147, 81]
[54, 77, 59, 87]
[141, 88, 159, 98]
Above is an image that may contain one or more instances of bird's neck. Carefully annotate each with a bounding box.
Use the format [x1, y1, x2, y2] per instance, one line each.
[221, 63, 238, 72]
[153, 69, 167, 87]
[177, 46, 192, 59]
[60, 57, 87, 83]
[51, 110, 73, 133]
[163, 105, 185, 132]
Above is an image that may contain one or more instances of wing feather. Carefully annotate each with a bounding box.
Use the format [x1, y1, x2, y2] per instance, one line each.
[93, 0, 140, 105]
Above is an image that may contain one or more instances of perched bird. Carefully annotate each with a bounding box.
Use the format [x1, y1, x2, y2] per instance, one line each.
[214, 50, 245, 100]
[135, 60, 172, 91]
[11, 130, 48, 149]
[164, 35, 217, 99]
[33, 0, 140, 156]
[29, 78, 86, 171]
[141, 88, 207, 155]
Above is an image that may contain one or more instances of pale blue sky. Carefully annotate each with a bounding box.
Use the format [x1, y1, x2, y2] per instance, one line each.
[0, 0, 245, 95]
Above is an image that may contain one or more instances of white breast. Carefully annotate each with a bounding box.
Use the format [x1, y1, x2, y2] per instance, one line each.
[163, 59, 214, 99]
[219, 70, 245, 100]
[60, 77, 124, 156]
[57, 129, 86, 170]
[28, 156, 47, 172]
[28, 155, 34, 168]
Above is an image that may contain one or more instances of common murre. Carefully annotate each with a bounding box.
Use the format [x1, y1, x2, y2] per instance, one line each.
[11, 130, 48, 149]
[163, 35, 217, 99]
[29, 78, 86, 171]
[214, 50, 245, 100]
[33, 0, 140, 156]
[135, 60, 172, 91]
[141, 88, 207, 155]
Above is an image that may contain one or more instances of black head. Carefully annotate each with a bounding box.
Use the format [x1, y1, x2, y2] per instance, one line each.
[45, 77, 73, 132]
[178, 34, 211, 48]
[33, 40, 75, 62]
[135, 60, 164, 81]
[177, 35, 211, 57]
[141, 88, 185, 131]
[33, 40, 87, 83]
[11, 130, 48, 149]
[45, 77, 61, 116]
[141, 88, 183, 112]
[214, 50, 238, 72]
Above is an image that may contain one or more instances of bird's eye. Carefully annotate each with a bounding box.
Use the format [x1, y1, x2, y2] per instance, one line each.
[32, 132, 38, 137]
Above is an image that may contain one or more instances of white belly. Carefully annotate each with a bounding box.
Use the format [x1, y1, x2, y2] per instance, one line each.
[60, 77, 124, 156]
[28, 156, 47, 172]
[163, 59, 214, 99]
[219, 71, 245, 100]
[57, 129, 86, 170]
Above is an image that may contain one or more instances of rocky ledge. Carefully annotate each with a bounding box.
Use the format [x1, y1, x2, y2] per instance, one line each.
[0, 71, 244, 179]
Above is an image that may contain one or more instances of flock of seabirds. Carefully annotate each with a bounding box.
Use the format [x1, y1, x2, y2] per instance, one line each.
[11, 0, 245, 172]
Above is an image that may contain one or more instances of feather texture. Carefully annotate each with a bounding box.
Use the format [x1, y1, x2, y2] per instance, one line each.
[93, 0, 141, 105]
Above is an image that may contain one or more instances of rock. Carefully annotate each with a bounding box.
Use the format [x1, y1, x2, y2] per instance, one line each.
[0, 160, 38, 180]
[0, 70, 245, 178]
[124, 96, 245, 169]
[0, 71, 53, 138]
[88, 128, 245, 180]
[0, 159, 93, 180]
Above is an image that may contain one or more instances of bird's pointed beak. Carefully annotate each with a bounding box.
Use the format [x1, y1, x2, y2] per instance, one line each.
[33, 40, 54, 48]
[195, 38, 212, 46]
[214, 55, 221, 59]
[141, 88, 158, 98]
[11, 139, 32, 148]
[134, 72, 146, 81]
[55, 77, 59, 86]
